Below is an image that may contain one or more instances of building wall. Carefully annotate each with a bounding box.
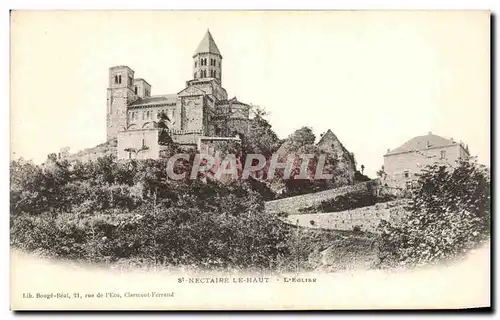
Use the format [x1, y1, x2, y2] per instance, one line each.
[106, 66, 137, 140]
[107, 87, 137, 140]
[127, 105, 179, 130]
[316, 133, 356, 185]
[383, 144, 467, 188]
[117, 129, 160, 160]
[181, 96, 204, 132]
[133, 79, 151, 98]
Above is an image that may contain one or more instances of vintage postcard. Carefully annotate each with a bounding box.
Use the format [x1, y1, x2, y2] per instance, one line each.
[10, 10, 491, 310]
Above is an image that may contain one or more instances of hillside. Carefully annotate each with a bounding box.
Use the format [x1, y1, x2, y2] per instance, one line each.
[59, 139, 117, 162]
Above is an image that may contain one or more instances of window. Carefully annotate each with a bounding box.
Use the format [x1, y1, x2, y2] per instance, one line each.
[142, 111, 146, 120]
[404, 171, 410, 178]
[440, 150, 446, 159]
[194, 72, 197, 79]
[214, 70, 217, 78]
[118, 75, 122, 84]
[114, 75, 119, 84]
[195, 61, 197, 67]
[134, 86, 138, 95]
[210, 70, 213, 77]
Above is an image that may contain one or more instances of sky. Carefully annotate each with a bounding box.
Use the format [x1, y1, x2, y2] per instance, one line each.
[10, 11, 490, 177]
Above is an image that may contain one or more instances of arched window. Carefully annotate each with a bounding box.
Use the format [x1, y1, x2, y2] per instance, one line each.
[114, 75, 118, 84]
[118, 75, 122, 84]
[134, 86, 138, 95]
[210, 70, 213, 77]
[214, 70, 217, 78]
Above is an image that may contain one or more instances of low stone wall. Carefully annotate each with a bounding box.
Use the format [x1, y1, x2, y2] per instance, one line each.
[285, 200, 408, 233]
[265, 181, 377, 215]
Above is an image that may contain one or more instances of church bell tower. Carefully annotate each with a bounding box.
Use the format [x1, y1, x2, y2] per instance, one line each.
[192, 29, 222, 84]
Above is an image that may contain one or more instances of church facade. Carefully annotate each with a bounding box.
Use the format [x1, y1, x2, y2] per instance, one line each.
[106, 30, 251, 159]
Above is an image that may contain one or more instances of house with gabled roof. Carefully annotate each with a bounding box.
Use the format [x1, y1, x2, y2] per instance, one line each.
[383, 132, 470, 188]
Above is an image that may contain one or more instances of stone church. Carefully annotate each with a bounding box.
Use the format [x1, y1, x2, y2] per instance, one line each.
[106, 30, 251, 159]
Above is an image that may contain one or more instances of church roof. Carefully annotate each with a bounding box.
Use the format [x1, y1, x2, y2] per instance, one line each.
[386, 132, 457, 156]
[129, 94, 178, 107]
[216, 97, 250, 107]
[193, 30, 222, 57]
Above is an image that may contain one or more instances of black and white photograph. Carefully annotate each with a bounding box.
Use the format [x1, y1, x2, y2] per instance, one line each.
[9, 10, 491, 310]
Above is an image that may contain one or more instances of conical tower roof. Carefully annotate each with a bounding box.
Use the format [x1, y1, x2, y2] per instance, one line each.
[193, 29, 222, 57]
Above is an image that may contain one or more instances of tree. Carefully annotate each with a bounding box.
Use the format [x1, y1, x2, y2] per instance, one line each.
[377, 157, 490, 266]
[240, 113, 281, 158]
[285, 126, 316, 149]
[157, 111, 174, 146]
[376, 165, 386, 179]
[361, 164, 365, 174]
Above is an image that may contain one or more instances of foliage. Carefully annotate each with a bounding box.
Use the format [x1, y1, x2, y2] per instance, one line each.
[240, 114, 281, 159]
[376, 158, 490, 266]
[10, 157, 290, 270]
[354, 170, 371, 182]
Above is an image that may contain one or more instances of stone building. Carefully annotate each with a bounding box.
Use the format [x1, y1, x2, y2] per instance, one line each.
[383, 132, 470, 189]
[274, 129, 357, 186]
[316, 129, 357, 185]
[107, 30, 251, 159]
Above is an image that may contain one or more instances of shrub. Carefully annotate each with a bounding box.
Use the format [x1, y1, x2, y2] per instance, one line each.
[352, 225, 362, 233]
[10, 157, 291, 270]
[377, 158, 490, 266]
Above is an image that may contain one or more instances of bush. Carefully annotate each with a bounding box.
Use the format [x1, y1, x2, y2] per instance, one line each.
[10, 157, 291, 270]
[377, 158, 490, 266]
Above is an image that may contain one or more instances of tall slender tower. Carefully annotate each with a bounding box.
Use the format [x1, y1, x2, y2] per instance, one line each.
[106, 66, 136, 140]
[192, 29, 222, 84]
